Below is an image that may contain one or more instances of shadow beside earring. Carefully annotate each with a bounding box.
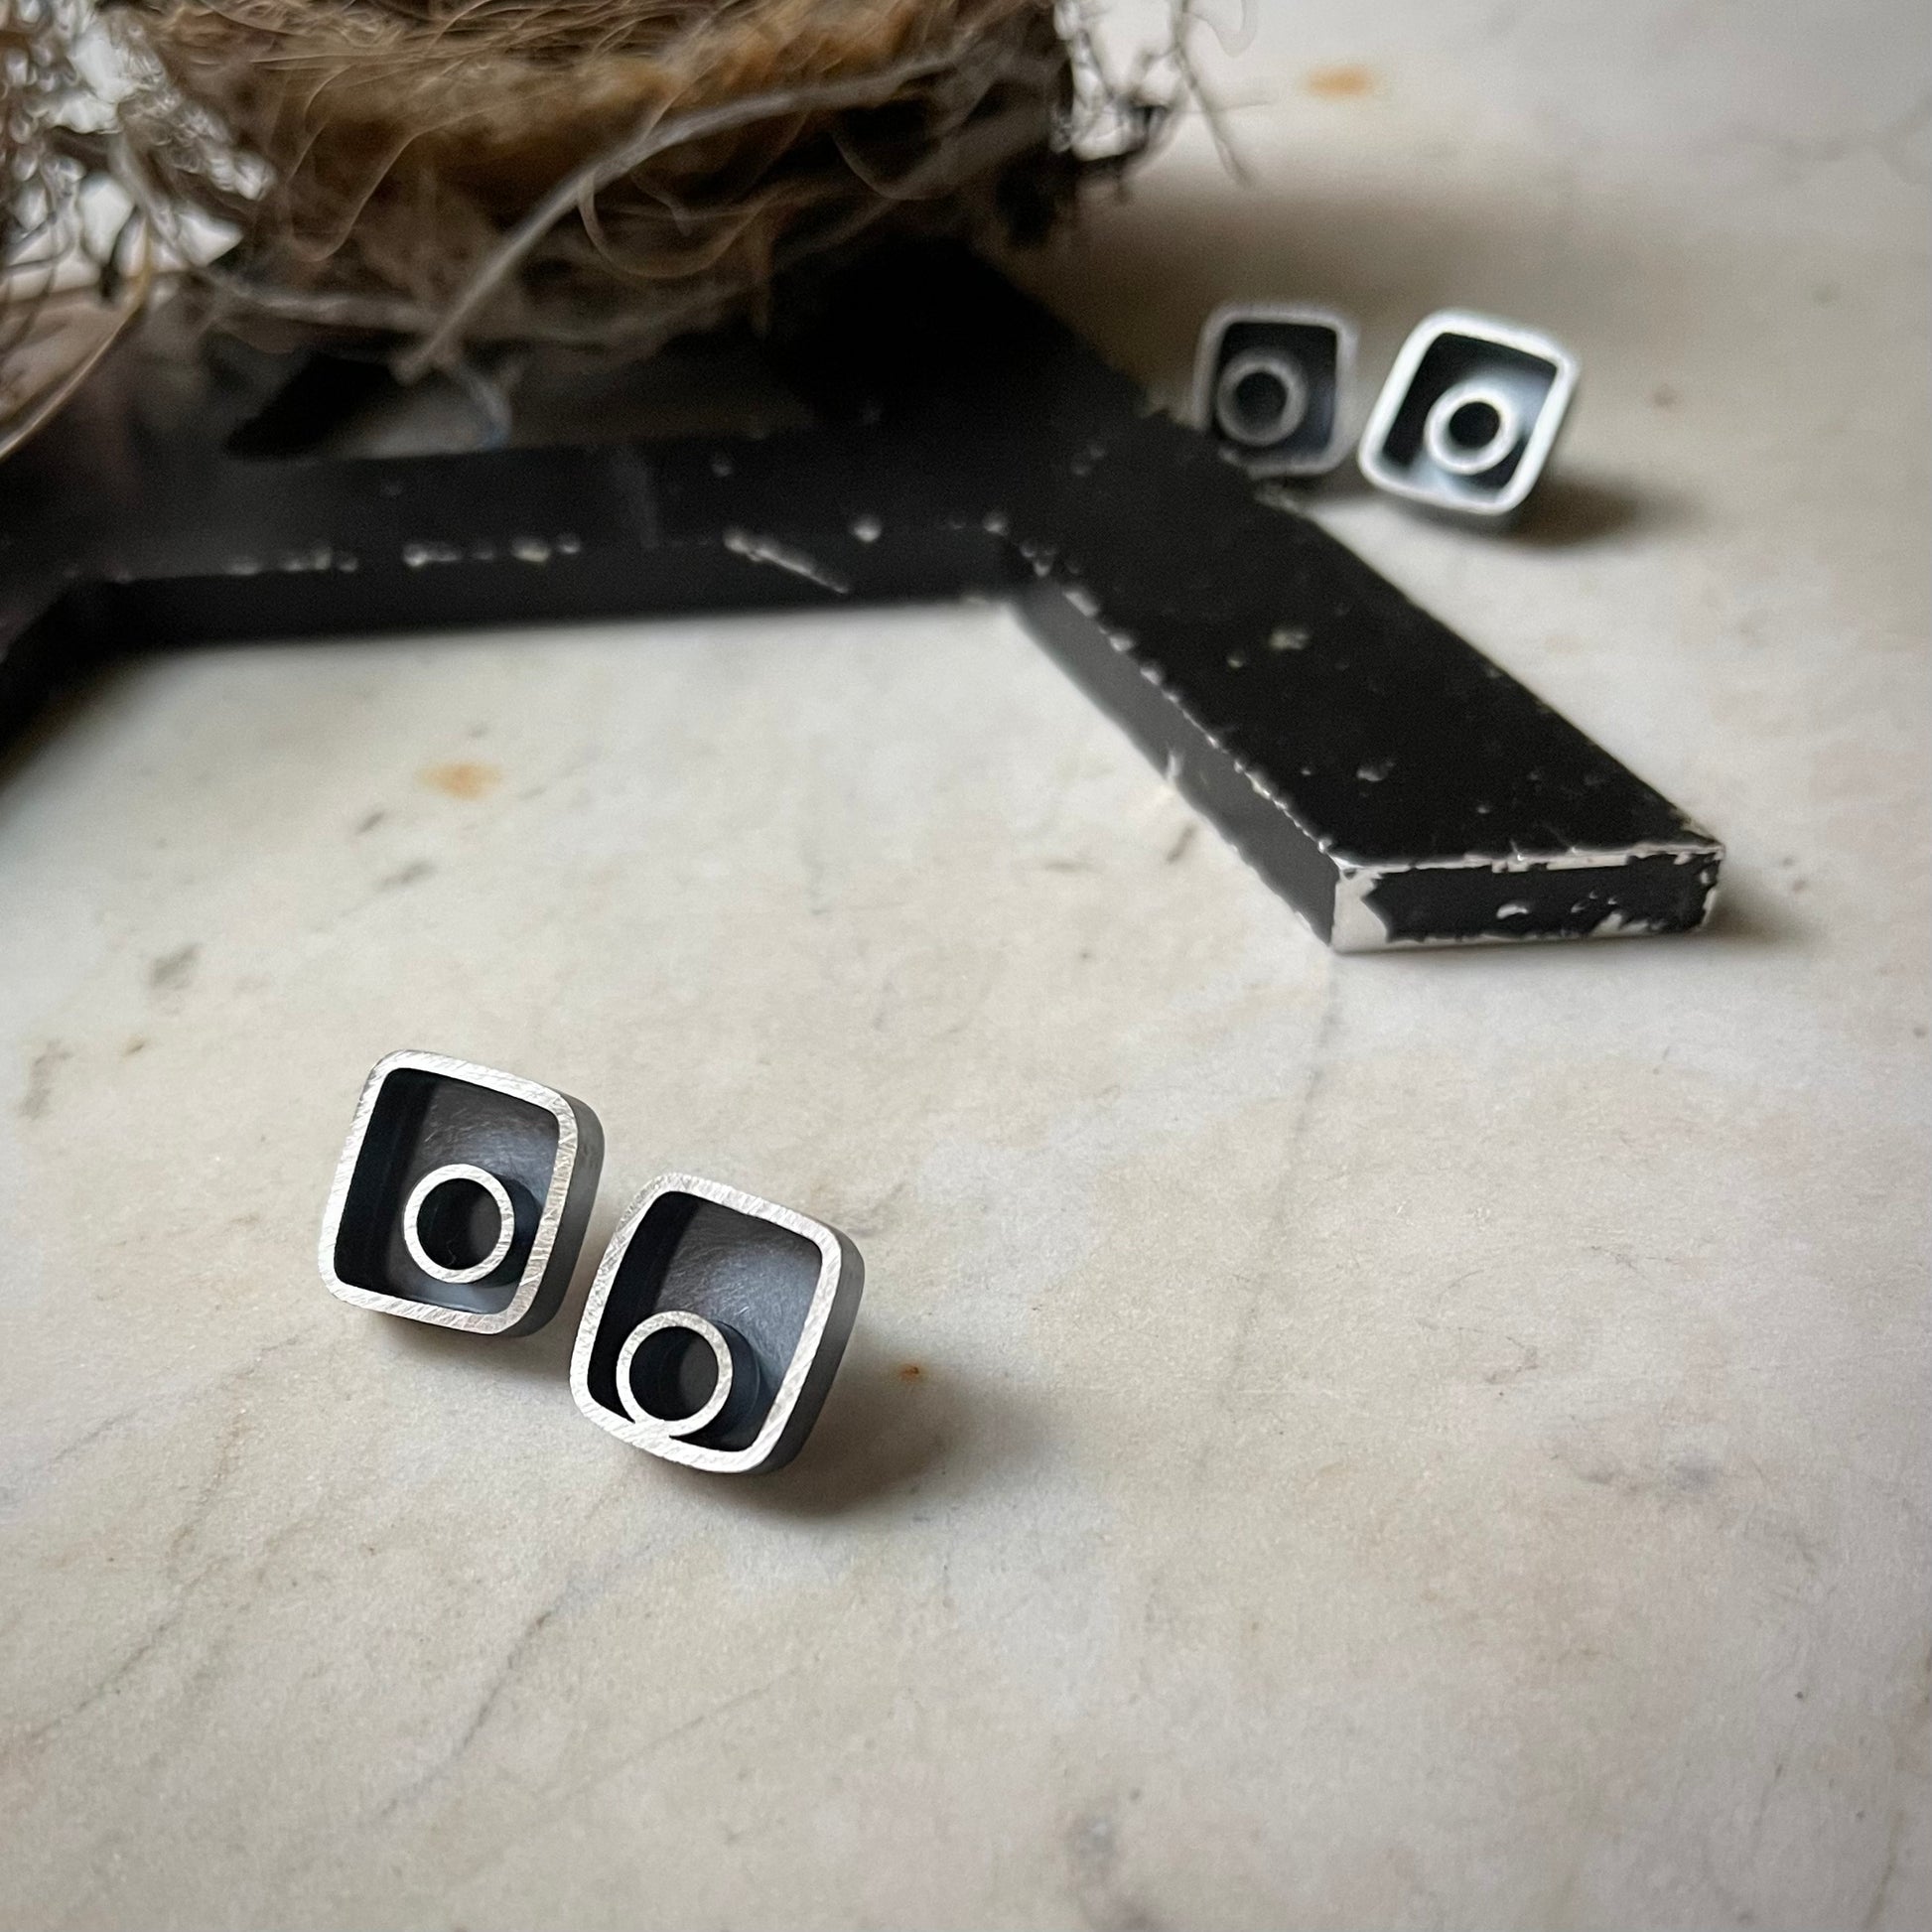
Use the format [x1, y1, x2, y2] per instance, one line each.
[671, 1333, 1047, 1521]
[1508, 471, 1688, 549]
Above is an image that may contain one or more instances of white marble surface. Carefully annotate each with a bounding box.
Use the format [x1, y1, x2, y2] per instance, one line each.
[2, 3, 1927, 1926]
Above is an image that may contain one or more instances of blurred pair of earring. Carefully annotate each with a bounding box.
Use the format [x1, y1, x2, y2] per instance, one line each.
[318, 1051, 862, 1475]
[1192, 302, 1579, 519]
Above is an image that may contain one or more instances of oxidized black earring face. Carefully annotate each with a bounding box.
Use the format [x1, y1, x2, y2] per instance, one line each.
[571, 1173, 864, 1473]
[319, 1050, 604, 1336]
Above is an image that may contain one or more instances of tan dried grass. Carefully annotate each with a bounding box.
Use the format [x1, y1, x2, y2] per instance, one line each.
[111, 0, 1088, 370]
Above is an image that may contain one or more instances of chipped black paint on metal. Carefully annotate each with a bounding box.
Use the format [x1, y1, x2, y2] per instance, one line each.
[0, 243, 1720, 949]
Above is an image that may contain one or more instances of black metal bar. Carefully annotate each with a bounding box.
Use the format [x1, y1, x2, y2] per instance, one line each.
[0, 242, 1721, 949]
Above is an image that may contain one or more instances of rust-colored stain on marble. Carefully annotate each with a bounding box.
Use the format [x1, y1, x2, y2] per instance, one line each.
[420, 759, 501, 800]
[897, 1363, 925, 1383]
[1306, 64, 1378, 98]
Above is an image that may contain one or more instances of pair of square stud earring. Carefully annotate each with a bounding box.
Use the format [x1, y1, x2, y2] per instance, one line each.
[317, 1050, 864, 1474]
[1192, 303, 1581, 517]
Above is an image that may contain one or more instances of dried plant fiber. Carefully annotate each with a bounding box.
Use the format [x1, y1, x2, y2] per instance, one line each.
[111, 0, 1092, 372]
[2, 1, 148, 456]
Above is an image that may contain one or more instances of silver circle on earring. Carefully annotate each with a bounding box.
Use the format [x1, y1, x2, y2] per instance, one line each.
[1213, 348, 1312, 449]
[615, 1311, 762, 1440]
[1423, 378, 1524, 477]
[402, 1163, 517, 1285]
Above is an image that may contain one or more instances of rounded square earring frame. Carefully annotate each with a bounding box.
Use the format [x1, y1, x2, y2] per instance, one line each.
[571, 1173, 864, 1474]
[1358, 309, 1579, 519]
[318, 1049, 605, 1337]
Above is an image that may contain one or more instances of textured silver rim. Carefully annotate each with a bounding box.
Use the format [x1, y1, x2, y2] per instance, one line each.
[401, 1163, 516, 1285]
[1214, 348, 1311, 448]
[615, 1311, 739, 1438]
[1423, 378, 1523, 477]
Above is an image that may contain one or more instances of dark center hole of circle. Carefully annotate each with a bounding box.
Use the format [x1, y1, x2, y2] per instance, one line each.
[1228, 366, 1292, 439]
[630, 1325, 720, 1422]
[416, 1176, 501, 1272]
[1448, 399, 1504, 450]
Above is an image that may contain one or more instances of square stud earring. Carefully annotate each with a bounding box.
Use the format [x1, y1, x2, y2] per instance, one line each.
[1192, 301, 1357, 479]
[571, 1173, 864, 1474]
[319, 1050, 604, 1336]
[1358, 310, 1579, 519]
